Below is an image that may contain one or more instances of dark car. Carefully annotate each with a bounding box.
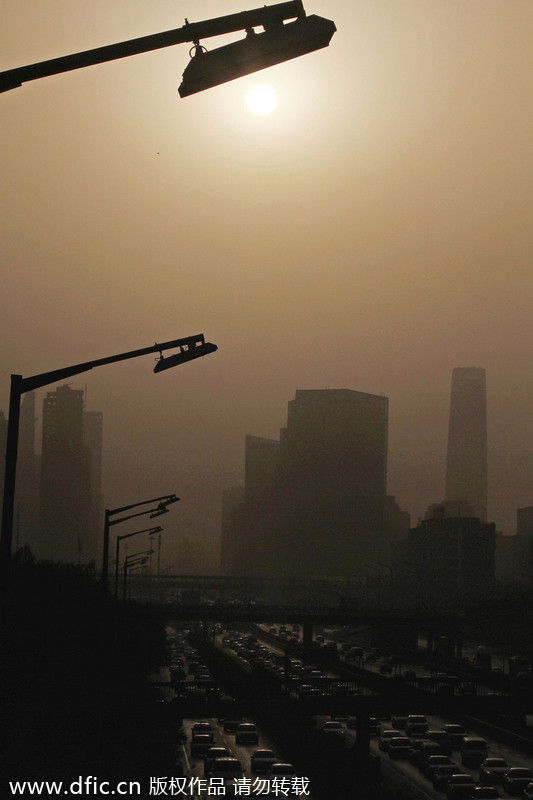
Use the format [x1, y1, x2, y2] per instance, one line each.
[417, 741, 445, 771]
[478, 758, 509, 785]
[251, 749, 277, 774]
[522, 782, 533, 800]
[191, 734, 215, 759]
[223, 718, 244, 733]
[446, 774, 476, 800]
[388, 737, 412, 759]
[204, 747, 230, 777]
[211, 757, 243, 781]
[503, 768, 533, 795]
[391, 715, 408, 729]
[425, 755, 453, 780]
[444, 724, 467, 748]
[235, 722, 259, 745]
[433, 765, 464, 792]
[468, 788, 500, 800]
[461, 737, 488, 768]
[191, 721, 214, 737]
[425, 730, 453, 756]
[409, 739, 428, 765]
[379, 730, 402, 752]
[406, 715, 429, 737]
[321, 720, 345, 739]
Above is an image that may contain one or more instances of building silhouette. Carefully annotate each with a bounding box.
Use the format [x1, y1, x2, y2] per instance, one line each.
[445, 367, 487, 521]
[396, 510, 496, 606]
[39, 385, 95, 563]
[222, 388, 393, 578]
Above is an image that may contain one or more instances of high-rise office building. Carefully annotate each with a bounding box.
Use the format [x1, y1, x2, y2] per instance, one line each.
[221, 388, 391, 578]
[445, 367, 487, 521]
[274, 389, 389, 576]
[39, 385, 93, 563]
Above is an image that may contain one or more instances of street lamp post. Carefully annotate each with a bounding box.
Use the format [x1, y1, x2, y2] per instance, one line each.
[0, 334, 215, 592]
[0, 2, 335, 96]
[123, 550, 153, 601]
[114, 524, 163, 600]
[103, 494, 179, 585]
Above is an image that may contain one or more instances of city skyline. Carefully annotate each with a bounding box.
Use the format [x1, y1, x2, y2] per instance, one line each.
[1, 0, 532, 564]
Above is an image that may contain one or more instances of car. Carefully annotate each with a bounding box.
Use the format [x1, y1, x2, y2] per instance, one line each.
[433, 765, 464, 792]
[468, 788, 500, 800]
[191, 721, 214, 737]
[425, 730, 453, 756]
[446, 774, 476, 800]
[380, 663, 393, 674]
[391, 715, 408, 729]
[347, 716, 357, 729]
[211, 757, 243, 781]
[417, 741, 445, 771]
[478, 758, 509, 785]
[321, 720, 345, 738]
[443, 724, 468, 748]
[406, 715, 429, 737]
[191, 734, 215, 759]
[425, 755, 453, 780]
[269, 763, 297, 779]
[409, 739, 428, 765]
[235, 722, 259, 745]
[523, 781, 533, 800]
[503, 768, 533, 795]
[461, 737, 489, 768]
[251, 749, 278, 774]
[223, 718, 244, 733]
[379, 729, 402, 751]
[388, 737, 412, 759]
[204, 747, 230, 777]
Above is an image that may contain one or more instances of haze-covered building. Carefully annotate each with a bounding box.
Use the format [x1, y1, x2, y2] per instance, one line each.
[398, 511, 495, 606]
[221, 388, 392, 578]
[445, 367, 487, 521]
[39, 385, 95, 564]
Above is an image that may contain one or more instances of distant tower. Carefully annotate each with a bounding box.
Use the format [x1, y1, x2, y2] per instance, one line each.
[39, 385, 92, 563]
[445, 367, 487, 521]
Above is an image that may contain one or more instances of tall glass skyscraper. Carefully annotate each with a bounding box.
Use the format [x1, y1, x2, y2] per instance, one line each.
[445, 367, 487, 521]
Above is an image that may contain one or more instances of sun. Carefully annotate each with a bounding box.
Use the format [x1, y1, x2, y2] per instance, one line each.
[246, 85, 277, 116]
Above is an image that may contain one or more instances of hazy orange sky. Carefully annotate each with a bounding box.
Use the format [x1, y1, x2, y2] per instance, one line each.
[2, 0, 533, 561]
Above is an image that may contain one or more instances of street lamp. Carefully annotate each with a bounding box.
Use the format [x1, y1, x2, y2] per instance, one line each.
[0, 1, 335, 96]
[0, 334, 213, 591]
[103, 494, 179, 585]
[114, 525, 163, 600]
[123, 550, 153, 601]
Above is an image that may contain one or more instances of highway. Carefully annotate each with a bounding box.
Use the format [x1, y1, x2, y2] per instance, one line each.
[164, 623, 533, 799]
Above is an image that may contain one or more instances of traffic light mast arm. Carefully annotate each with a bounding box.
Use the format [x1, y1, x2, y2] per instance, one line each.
[0, 0, 305, 93]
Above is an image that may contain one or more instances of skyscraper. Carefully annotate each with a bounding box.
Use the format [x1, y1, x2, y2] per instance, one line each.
[275, 389, 389, 576]
[39, 385, 93, 563]
[445, 367, 487, 521]
[220, 388, 391, 578]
